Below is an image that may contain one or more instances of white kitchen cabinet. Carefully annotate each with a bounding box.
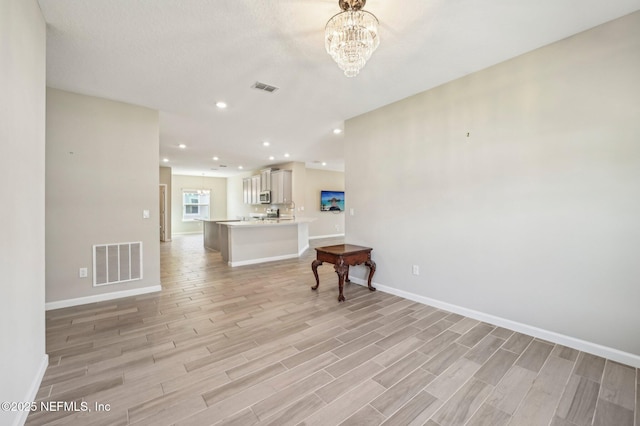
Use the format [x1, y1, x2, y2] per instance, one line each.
[251, 175, 260, 204]
[242, 178, 250, 204]
[243, 175, 262, 204]
[270, 169, 292, 204]
[260, 169, 272, 192]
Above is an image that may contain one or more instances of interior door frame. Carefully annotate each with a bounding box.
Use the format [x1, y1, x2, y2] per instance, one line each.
[159, 184, 169, 241]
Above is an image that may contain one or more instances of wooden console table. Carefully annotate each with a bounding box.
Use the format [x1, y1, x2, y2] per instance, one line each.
[311, 244, 376, 302]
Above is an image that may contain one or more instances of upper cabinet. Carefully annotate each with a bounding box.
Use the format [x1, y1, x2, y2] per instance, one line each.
[271, 169, 292, 204]
[242, 178, 250, 204]
[243, 174, 262, 205]
[242, 168, 292, 205]
[251, 175, 260, 204]
[260, 169, 271, 192]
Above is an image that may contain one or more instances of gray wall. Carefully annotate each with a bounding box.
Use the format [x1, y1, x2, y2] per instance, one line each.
[0, 0, 47, 424]
[46, 88, 161, 305]
[345, 12, 640, 363]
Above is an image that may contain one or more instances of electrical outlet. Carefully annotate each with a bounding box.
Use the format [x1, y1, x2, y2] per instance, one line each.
[335, 225, 340, 231]
[350, 208, 355, 216]
[79, 267, 88, 278]
[412, 265, 419, 275]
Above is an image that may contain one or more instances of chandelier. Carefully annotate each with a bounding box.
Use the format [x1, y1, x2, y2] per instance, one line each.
[325, 0, 379, 77]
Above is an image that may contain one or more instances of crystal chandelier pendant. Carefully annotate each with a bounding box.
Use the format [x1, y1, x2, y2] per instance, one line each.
[325, 0, 379, 77]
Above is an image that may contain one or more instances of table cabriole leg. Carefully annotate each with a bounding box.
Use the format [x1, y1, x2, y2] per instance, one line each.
[311, 260, 323, 290]
[365, 259, 377, 292]
[334, 258, 348, 302]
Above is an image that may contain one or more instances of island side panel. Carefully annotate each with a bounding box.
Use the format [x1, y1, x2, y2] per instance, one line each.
[203, 221, 218, 250]
[219, 223, 230, 262]
[228, 224, 298, 266]
[203, 220, 241, 251]
[297, 222, 309, 256]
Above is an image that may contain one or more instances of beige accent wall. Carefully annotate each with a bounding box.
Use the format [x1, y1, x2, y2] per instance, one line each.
[171, 174, 228, 235]
[305, 168, 345, 237]
[46, 88, 161, 303]
[0, 0, 47, 423]
[345, 12, 640, 359]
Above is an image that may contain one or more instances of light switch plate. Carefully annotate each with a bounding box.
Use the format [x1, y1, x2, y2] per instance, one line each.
[143, 209, 150, 219]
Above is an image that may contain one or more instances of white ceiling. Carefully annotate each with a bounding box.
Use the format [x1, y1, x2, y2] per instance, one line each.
[39, 0, 640, 177]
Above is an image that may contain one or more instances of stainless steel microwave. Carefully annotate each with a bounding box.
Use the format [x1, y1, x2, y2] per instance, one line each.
[259, 191, 271, 204]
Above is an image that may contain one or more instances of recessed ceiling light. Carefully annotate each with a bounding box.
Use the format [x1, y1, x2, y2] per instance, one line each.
[163, 158, 169, 162]
[263, 141, 270, 147]
[322, 162, 327, 166]
[333, 128, 342, 134]
[238, 165, 243, 169]
[269, 156, 275, 160]
[178, 144, 186, 149]
[216, 101, 227, 109]
[284, 153, 290, 158]
[212, 156, 219, 161]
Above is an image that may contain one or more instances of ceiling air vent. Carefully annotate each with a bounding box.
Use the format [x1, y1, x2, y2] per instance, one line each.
[251, 81, 279, 93]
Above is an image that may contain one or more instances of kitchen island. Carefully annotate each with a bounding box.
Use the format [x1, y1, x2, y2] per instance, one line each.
[202, 219, 242, 251]
[211, 218, 314, 267]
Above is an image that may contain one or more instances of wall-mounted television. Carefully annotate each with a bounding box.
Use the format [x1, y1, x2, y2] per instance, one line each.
[320, 190, 345, 212]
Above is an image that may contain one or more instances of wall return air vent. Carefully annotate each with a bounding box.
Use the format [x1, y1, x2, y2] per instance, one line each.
[251, 81, 279, 93]
[93, 242, 143, 286]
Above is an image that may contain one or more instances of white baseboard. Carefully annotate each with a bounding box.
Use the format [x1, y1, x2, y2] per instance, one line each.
[13, 354, 48, 426]
[45, 285, 162, 311]
[230, 245, 310, 267]
[349, 278, 640, 369]
[229, 254, 299, 267]
[309, 233, 345, 240]
[298, 244, 310, 257]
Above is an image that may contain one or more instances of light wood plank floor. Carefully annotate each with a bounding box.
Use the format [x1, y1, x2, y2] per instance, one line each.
[27, 234, 638, 426]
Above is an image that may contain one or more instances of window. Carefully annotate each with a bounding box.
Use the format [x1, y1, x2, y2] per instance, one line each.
[182, 189, 210, 221]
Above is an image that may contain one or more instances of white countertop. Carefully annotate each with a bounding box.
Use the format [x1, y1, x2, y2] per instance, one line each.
[219, 217, 315, 228]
